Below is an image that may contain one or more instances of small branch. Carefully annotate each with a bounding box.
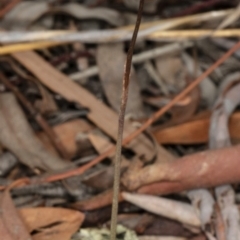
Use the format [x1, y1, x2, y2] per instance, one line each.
[110, 0, 145, 239]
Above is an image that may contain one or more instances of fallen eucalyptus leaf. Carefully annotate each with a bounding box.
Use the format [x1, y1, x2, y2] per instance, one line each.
[122, 192, 201, 227]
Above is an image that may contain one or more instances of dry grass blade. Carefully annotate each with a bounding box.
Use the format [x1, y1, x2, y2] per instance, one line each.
[110, 0, 145, 239]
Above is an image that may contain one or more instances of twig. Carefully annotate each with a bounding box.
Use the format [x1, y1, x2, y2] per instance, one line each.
[0, 73, 70, 160]
[110, 0, 145, 239]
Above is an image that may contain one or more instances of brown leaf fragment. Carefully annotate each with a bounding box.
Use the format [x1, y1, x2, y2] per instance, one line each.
[149, 85, 200, 129]
[19, 207, 84, 240]
[96, 43, 145, 119]
[71, 189, 123, 211]
[155, 55, 186, 94]
[0, 190, 32, 240]
[34, 85, 58, 115]
[0, 93, 70, 171]
[37, 119, 94, 158]
[153, 111, 240, 145]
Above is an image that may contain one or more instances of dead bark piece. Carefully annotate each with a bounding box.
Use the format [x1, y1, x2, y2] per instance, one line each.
[37, 119, 94, 158]
[0, 93, 70, 171]
[19, 207, 84, 240]
[96, 43, 145, 119]
[0, 190, 32, 240]
[122, 144, 240, 192]
[122, 192, 201, 227]
[12, 50, 155, 162]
